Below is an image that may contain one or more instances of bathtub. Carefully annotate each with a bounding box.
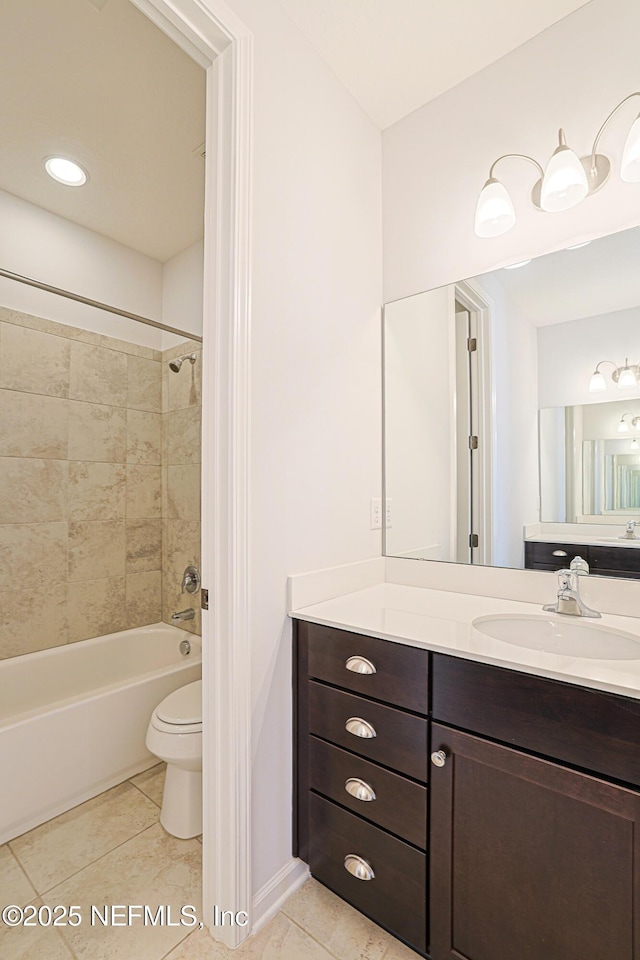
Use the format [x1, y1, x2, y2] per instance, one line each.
[0, 622, 202, 844]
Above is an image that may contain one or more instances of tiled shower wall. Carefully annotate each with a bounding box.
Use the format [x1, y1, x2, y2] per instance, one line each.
[0, 307, 201, 659]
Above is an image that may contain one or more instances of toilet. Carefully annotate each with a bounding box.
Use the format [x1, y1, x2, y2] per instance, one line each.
[145, 680, 202, 839]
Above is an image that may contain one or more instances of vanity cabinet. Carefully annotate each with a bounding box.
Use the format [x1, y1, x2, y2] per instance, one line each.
[524, 539, 640, 579]
[293, 620, 640, 959]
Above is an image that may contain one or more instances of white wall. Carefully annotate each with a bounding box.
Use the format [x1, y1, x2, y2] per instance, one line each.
[162, 239, 204, 342]
[0, 188, 165, 349]
[538, 306, 640, 408]
[382, 0, 640, 302]
[384, 287, 454, 559]
[208, 0, 383, 897]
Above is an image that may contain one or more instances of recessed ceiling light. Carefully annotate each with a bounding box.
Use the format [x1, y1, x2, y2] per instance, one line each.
[566, 240, 592, 250]
[504, 259, 532, 270]
[44, 156, 88, 187]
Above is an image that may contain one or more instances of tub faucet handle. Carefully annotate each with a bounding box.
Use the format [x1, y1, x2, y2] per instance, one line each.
[181, 565, 201, 595]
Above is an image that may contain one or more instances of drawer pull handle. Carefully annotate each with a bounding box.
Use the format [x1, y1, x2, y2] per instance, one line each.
[431, 749, 447, 768]
[552, 550, 568, 557]
[345, 778, 377, 802]
[345, 717, 377, 739]
[346, 656, 376, 675]
[344, 854, 375, 881]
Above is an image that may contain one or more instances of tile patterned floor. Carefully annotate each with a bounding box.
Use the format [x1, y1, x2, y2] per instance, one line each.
[1, 765, 420, 960]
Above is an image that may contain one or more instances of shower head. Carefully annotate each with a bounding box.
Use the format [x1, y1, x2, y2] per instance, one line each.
[169, 353, 197, 373]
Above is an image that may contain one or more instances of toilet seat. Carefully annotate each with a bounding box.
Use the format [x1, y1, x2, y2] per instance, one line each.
[150, 680, 202, 734]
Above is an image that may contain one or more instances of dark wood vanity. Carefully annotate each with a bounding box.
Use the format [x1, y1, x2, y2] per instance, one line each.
[293, 619, 640, 959]
[524, 539, 640, 579]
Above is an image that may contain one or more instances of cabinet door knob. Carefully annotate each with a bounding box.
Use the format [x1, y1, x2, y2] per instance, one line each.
[552, 549, 568, 557]
[346, 656, 376, 675]
[344, 854, 375, 881]
[431, 749, 447, 768]
[345, 717, 377, 739]
[345, 777, 377, 802]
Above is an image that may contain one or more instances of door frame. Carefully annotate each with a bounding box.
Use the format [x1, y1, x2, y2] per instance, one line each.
[453, 280, 493, 566]
[131, 0, 253, 947]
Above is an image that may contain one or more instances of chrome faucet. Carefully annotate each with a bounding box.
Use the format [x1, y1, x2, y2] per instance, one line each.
[172, 608, 195, 623]
[621, 520, 640, 540]
[542, 557, 601, 618]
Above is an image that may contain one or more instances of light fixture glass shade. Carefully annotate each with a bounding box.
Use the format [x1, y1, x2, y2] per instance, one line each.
[617, 365, 638, 389]
[588, 369, 606, 393]
[540, 133, 589, 212]
[618, 418, 630, 433]
[621, 114, 640, 182]
[474, 178, 516, 238]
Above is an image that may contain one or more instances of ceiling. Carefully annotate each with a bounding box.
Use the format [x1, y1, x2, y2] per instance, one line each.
[488, 226, 640, 327]
[274, 0, 592, 129]
[0, 0, 206, 262]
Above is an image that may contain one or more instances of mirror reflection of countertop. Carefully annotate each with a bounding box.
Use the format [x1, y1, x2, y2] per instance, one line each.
[290, 582, 640, 700]
[525, 533, 640, 548]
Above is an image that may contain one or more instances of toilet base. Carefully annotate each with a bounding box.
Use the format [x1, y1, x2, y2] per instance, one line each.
[160, 765, 202, 839]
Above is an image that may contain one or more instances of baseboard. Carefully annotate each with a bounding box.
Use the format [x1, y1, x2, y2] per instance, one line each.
[251, 858, 309, 934]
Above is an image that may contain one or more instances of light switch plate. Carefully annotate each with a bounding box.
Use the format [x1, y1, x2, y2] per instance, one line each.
[370, 498, 382, 529]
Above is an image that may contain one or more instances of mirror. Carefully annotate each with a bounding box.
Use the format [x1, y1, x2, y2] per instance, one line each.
[383, 224, 640, 579]
[0, 0, 206, 344]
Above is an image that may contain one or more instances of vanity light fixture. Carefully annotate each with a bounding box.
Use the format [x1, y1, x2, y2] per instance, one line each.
[618, 414, 632, 433]
[44, 156, 88, 187]
[588, 359, 640, 393]
[475, 93, 640, 237]
[631, 437, 640, 452]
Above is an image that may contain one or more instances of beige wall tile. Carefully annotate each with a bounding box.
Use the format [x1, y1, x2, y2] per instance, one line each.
[68, 462, 126, 521]
[68, 401, 127, 463]
[126, 571, 162, 628]
[0, 522, 67, 592]
[0, 458, 68, 523]
[126, 519, 162, 574]
[0, 322, 70, 397]
[0, 308, 160, 361]
[162, 338, 202, 363]
[68, 520, 126, 582]
[163, 519, 201, 635]
[166, 464, 201, 520]
[67, 577, 126, 643]
[166, 351, 202, 411]
[69, 341, 128, 407]
[164, 407, 202, 465]
[127, 410, 161, 465]
[0, 390, 68, 459]
[0, 581, 67, 657]
[126, 465, 161, 519]
[127, 355, 161, 412]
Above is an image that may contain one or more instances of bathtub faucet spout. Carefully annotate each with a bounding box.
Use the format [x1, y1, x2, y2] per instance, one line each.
[171, 608, 195, 623]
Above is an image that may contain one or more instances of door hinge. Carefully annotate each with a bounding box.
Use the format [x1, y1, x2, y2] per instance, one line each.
[467, 337, 477, 352]
[201, 588, 209, 611]
[469, 435, 479, 450]
[469, 534, 479, 548]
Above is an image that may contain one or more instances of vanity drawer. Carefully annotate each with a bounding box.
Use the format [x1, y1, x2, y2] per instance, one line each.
[524, 541, 588, 568]
[309, 681, 429, 782]
[589, 544, 640, 577]
[301, 621, 428, 714]
[309, 793, 427, 954]
[432, 654, 640, 787]
[309, 736, 428, 849]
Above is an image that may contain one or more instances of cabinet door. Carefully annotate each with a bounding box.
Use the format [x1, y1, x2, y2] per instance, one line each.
[430, 724, 640, 960]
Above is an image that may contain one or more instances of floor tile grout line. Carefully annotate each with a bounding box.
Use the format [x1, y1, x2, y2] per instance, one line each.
[3, 844, 38, 903]
[11, 815, 162, 900]
[128, 774, 164, 809]
[157, 925, 194, 960]
[283, 910, 366, 960]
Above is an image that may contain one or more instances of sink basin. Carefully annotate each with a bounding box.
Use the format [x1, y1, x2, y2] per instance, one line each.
[597, 537, 640, 546]
[472, 614, 640, 659]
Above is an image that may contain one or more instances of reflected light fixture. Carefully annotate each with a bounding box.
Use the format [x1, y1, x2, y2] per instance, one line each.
[475, 92, 640, 237]
[44, 156, 88, 187]
[589, 359, 640, 392]
[631, 437, 640, 452]
[618, 415, 632, 433]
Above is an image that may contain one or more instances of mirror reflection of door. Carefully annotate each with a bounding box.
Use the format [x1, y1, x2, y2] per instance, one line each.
[454, 302, 480, 563]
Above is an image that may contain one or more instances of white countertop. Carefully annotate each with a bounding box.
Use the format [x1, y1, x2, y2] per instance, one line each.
[290, 582, 640, 700]
[525, 533, 640, 549]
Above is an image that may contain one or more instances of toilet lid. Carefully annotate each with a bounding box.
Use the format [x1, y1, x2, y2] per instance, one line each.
[156, 680, 202, 725]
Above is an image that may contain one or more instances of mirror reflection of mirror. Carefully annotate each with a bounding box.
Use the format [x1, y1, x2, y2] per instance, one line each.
[383, 223, 640, 579]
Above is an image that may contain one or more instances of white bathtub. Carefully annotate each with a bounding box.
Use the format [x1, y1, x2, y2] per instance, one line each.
[0, 622, 202, 844]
